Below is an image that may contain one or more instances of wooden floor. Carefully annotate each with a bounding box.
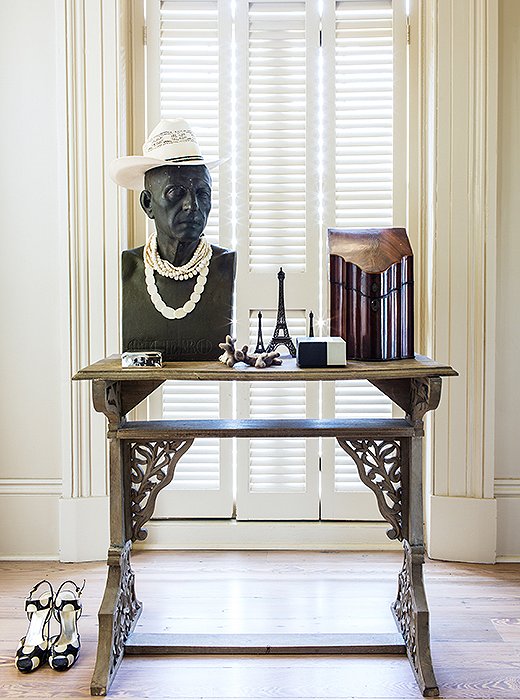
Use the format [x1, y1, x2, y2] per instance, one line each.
[1, 551, 520, 699]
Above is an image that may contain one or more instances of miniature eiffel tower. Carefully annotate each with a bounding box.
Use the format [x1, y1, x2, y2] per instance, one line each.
[308, 311, 315, 337]
[266, 268, 296, 357]
[254, 311, 266, 354]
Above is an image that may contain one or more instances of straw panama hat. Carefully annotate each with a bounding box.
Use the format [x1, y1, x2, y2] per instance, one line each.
[109, 118, 221, 191]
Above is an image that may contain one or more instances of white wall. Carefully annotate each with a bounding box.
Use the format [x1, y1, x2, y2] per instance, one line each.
[495, 0, 520, 558]
[0, 0, 519, 561]
[0, 0, 63, 557]
[0, 0, 122, 561]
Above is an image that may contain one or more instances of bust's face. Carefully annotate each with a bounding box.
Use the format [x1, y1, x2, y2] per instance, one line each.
[141, 165, 212, 243]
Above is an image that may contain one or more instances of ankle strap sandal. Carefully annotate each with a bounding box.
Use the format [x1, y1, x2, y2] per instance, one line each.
[15, 579, 54, 673]
[49, 579, 85, 672]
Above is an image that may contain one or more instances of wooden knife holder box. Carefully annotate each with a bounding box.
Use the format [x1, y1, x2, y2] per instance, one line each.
[328, 227, 414, 361]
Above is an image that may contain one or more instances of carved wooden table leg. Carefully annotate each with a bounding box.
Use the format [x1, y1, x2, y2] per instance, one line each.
[392, 434, 438, 697]
[90, 381, 140, 695]
[91, 540, 141, 696]
[89, 379, 192, 696]
[372, 376, 441, 697]
[336, 376, 442, 697]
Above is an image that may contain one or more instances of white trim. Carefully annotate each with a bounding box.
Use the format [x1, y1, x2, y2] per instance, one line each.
[496, 557, 520, 563]
[136, 520, 402, 551]
[496, 494, 520, 559]
[0, 555, 62, 562]
[428, 495, 497, 564]
[59, 496, 109, 562]
[0, 479, 63, 495]
[55, 0, 74, 503]
[411, 0, 499, 562]
[494, 478, 520, 497]
[52, 0, 132, 560]
[480, 0, 498, 502]
[0, 494, 60, 560]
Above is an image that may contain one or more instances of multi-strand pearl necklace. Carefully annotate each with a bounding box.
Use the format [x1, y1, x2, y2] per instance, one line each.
[143, 232, 212, 320]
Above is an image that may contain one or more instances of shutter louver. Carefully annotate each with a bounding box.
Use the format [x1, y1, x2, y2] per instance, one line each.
[335, 0, 393, 490]
[237, 309, 319, 518]
[162, 382, 219, 490]
[248, 1, 307, 272]
[159, 0, 220, 245]
[320, 0, 398, 519]
[331, 0, 393, 494]
[151, 0, 233, 519]
[334, 380, 392, 492]
[334, 0, 393, 227]
[247, 310, 307, 495]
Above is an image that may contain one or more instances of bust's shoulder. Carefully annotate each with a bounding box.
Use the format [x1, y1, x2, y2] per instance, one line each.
[122, 246, 144, 280]
[210, 243, 236, 258]
[210, 244, 236, 268]
[123, 245, 145, 258]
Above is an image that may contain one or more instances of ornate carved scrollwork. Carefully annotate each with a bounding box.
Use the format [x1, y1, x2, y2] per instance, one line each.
[409, 377, 442, 423]
[109, 542, 141, 673]
[391, 541, 438, 696]
[336, 439, 402, 540]
[92, 379, 123, 427]
[130, 439, 194, 541]
[392, 540, 417, 666]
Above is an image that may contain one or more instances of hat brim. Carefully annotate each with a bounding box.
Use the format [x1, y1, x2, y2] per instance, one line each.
[109, 155, 222, 191]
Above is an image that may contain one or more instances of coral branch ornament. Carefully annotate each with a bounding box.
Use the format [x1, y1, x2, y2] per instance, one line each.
[219, 335, 282, 369]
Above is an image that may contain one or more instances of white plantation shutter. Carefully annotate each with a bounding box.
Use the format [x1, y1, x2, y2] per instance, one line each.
[332, 379, 394, 499]
[246, 1, 307, 273]
[146, 0, 406, 524]
[236, 310, 319, 520]
[320, 0, 405, 520]
[332, 0, 393, 227]
[150, 0, 222, 244]
[152, 381, 234, 518]
[234, 0, 320, 520]
[146, 0, 233, 518]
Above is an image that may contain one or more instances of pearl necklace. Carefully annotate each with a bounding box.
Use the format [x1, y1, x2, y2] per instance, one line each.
[143, 234, 212, 320]
[144, 232, 211, 280]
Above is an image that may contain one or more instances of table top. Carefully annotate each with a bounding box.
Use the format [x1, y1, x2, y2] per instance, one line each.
[73, 354, 458, 382]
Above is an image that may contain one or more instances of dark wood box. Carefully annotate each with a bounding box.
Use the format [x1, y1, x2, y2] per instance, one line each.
[328, 227, 414, 361]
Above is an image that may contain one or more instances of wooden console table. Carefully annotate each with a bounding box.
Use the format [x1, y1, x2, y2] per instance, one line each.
[73, 354, 457, 697]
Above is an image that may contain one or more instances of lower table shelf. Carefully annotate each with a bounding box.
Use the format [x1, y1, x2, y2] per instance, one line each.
[125, 632, 407, 655]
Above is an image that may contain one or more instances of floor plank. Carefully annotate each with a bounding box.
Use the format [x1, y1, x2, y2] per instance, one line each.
[0, 551, 519, 699]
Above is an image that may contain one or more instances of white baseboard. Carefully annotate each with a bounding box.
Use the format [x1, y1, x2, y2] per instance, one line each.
[59, 496, 109, 562]
[135, 520, 402, 551]
[0, 493, 60, 559]
[428, 495, 497, 563]
[495, 481, 520, 559]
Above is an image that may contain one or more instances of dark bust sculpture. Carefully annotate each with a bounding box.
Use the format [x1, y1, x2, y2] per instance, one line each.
[110, 119, 236, 361]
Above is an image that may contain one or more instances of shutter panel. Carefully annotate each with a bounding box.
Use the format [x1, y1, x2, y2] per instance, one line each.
[247, 1, 307, 273]
[152, 380, 234, 518]
[146, 0, 233, 518]
[155, 0, 221, 244]
[234, 0, 321, 520]
[334, 0, 393, 227]
[320, 0, 404, 520]
[236, 309, 319, 520]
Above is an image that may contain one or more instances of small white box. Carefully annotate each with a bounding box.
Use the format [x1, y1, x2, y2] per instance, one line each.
[296, 336, 347, 367]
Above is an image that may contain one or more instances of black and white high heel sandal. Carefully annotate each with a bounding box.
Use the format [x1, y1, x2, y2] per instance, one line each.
[15, 579, 54, 673]
[48, 579, 85, 671]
